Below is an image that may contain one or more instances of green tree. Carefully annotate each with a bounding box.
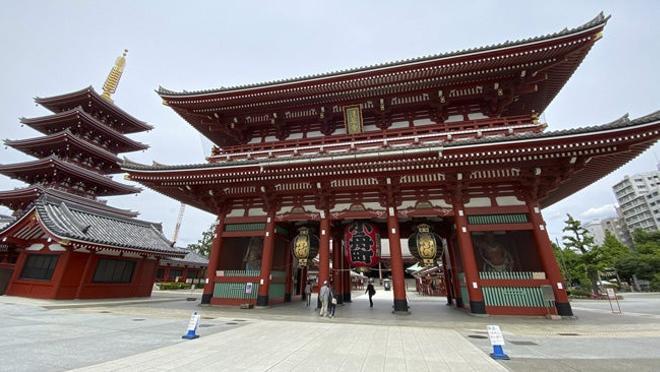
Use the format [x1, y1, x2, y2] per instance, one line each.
[600, 231, 632, 268]
[614, 229, 660, 289]
[553, 242, 589, 289]
[187, 223, 216, 257]
[562, 214, 601, 295]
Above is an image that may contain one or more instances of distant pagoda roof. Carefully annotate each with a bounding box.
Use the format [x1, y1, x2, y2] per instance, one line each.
[0, 193, 184, 257]
[4, 129, 122, 174]
[0, 156, 141, 196]
[35, 86, 153, 134]
[20, 107, 149, 153]
[0, 186, 139, 218]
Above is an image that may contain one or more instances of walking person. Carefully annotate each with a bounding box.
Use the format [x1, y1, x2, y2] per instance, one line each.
[328, 283, 337, 318]
[366, 280, 376, 308]
[304, 281, 312, 308]
[319, 280, 330, 316]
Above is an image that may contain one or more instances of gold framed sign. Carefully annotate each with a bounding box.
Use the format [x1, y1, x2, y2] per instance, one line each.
[343, 105, 363, 134]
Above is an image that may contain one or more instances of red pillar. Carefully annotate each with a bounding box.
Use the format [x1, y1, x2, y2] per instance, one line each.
[332, 232, 343, 304]
[387, 206, 409, 313]
[527, 201, 573, 316]
[318, 213, 331, 286]
[256, 213, 276, 307]
[51, 250, 71, 299]
[446, 236, 463, 308]
[300, 266, 308, 300]
[75, 251, 95, 298]
[284, 237, 293, 302]
[202, 217, 225, 304]
[452, 198, 486, 314]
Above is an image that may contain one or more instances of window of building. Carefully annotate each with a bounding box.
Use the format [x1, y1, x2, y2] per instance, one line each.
[187, 269, 198, 279]
[156, 268, 164, 279]
[92, 258, 136, 283]
[20, 254, 59, 280]
[171, 269, 183, 279]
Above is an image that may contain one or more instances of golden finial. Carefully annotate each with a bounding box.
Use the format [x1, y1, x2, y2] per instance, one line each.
[101, 49, 128, 102]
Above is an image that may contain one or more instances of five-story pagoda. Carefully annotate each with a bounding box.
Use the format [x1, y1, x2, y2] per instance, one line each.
[0, 51, 184, 299]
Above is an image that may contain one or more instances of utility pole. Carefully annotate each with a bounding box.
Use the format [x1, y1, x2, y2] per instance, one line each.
[172, 203, 186, 243]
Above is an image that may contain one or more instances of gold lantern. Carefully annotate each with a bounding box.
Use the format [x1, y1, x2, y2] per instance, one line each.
[408, 224, 441, 267]
[291, 227, 319, 267]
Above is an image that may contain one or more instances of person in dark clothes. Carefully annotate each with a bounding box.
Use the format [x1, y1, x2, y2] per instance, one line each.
[304, 281, 312, 308]
[366, 280, 376, 308]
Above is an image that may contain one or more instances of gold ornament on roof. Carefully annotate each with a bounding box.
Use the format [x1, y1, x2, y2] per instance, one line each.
[101, 49, 128, 102]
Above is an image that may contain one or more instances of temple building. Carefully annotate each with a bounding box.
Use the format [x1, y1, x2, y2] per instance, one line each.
[0, 51, 184, 299]
[123, 14, 660, 316]
[157, 249, 208, 284]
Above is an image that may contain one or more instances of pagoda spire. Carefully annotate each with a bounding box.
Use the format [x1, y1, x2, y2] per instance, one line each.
[101, 49, 128, 102]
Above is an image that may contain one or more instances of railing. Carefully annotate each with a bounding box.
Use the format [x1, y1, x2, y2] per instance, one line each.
[468, 214, 529, 225]
[219, 270, 261, 277]
[213, 282, 259, 300]
[482, 286, 549, 308]
[211, 115, 535, 157]
[479, 271, 545, 280]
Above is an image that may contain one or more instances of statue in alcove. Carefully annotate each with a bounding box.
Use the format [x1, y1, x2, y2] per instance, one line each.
[477, 233, 515, 272]
[243, 237, 263, 271]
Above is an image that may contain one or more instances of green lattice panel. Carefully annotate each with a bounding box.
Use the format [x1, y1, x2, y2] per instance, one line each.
[224, 223, 266, 232]
[268, 283, 286, 298]
[222, 270, 261, 277]
[458, 272, 469, 307]
[479, 271, 535, 280]
[214, 282, 260, 300]
[482, 286, 548, 307]
[467, 214, 529, 225]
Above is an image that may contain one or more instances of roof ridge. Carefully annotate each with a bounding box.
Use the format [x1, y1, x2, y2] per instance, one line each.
[158, 13, 609, 97]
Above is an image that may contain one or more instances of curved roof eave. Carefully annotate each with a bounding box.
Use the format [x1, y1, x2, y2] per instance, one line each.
[157, 13, 609, 98]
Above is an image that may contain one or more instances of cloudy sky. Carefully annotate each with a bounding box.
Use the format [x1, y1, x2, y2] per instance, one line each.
[1, 1, 658, 246]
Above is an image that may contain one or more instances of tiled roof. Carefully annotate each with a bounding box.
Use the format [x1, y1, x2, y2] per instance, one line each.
[121, 109, 660, 172]
[0, 193, 184, 257]
[35, 86, 154, 133]
[158, 13, 608, 97]
[0, 214, 13, 230]
[161, 249, 209, 267]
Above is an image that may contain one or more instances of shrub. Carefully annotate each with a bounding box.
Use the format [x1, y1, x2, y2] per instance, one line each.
[158, 282, 194, 290]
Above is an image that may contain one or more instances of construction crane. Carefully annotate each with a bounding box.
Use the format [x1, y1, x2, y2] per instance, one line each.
[172, 202, 186, 243]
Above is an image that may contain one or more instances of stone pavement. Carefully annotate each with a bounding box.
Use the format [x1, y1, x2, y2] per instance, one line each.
[72, 319, 507, 372]
[3, 289, 660, 371]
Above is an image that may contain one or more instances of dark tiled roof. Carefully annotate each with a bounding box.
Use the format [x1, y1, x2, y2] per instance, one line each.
[161, 249, 209, 267]
[7, 193, 184, 257]
[35, 86, 154, 133]
[0, 214, 14, 230]
[158, 13, 608, 97]
[121, 109, 660, 172]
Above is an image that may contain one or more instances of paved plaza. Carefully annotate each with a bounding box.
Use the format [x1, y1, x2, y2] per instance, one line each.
[1, 289, 660, 371]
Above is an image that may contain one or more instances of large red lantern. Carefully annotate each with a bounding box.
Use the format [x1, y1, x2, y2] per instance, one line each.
[344, 221, 380, 268]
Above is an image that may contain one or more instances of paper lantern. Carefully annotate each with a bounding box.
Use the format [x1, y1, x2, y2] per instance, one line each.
[408, 224, 442, 267]
[291, 227, 319, 267]
[344, 221, 380, 267]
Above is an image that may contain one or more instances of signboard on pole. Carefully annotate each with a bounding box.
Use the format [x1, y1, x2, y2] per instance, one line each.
[606, 288, 616, 300]
[182, 311, 201, 339]
[486, 325, 505, 346]
[486, 325, 510, 360]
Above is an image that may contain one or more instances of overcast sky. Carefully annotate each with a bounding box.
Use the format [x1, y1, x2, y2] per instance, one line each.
[1, 1, 658, 246]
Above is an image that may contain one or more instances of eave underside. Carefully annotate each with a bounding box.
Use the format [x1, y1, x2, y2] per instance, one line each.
[5, 131, 122, 174]
[34, 86, 153, 134]
[0, 157, 141, 196]
[123, 114, 660, 215]
[159, 16, 607, 147]
[21, 108, 149, 153]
